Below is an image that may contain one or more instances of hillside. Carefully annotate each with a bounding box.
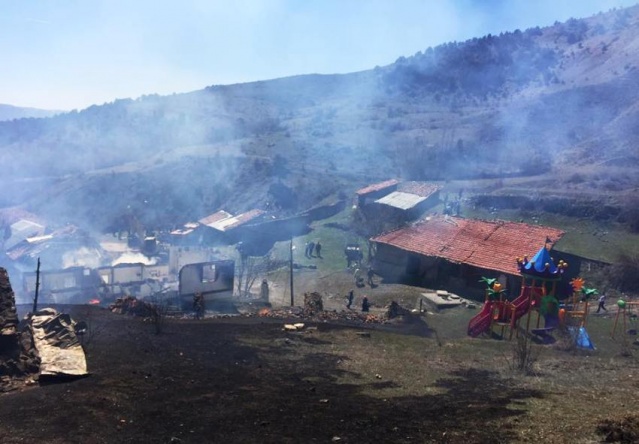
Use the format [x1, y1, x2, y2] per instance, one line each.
[0, 104, 61, 121]
[1, 6, 639, 238]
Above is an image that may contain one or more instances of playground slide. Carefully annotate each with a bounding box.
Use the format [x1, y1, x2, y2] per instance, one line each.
[467, 288, 533, 338]
[510, 287, 532, 322]
[467, 301, 494, 337]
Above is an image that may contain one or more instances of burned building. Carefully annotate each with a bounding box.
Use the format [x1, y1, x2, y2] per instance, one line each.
[178, 260, 235, 309]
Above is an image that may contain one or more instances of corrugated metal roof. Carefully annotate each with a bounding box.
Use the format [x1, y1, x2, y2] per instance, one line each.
[6, 219, 45, 250]
[209, 209, 266, 232]
[355, 179, 399, 196]
[198, 210, 233, 227]
[372, 216, 565, 276]
[375, 191, 426, 210]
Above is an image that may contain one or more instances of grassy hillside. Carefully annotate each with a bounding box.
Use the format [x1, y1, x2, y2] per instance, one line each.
[1, 6, 639, 250]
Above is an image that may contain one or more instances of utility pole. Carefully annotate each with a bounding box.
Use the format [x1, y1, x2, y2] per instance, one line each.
[32, 257, 41, 313]
[289, 236, 294, 306]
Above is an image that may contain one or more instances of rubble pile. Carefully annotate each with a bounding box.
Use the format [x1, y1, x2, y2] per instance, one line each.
[254, 305, 386, 324]
[303, 292, 324, 315]
[109, 296, 154, 317]
[386, 301, 412, 320]
[29, 308, 87, 377]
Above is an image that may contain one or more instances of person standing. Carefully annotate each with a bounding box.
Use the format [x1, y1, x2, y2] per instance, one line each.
[260, 279, 269, 301]
[315, 241, 322, 258]
[362, 296, 370, 312]
[308, 241, 315, 258]
[193, 293, 204, 319]
[596, 293, 607, 313]
[354, 268, 363, 287]
[367, 266, 375, 287]
[346, 289, 354, 309]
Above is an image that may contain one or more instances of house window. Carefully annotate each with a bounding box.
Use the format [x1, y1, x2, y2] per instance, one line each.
[202, 264, 217, 283]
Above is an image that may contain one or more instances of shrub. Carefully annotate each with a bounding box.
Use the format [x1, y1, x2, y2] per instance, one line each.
[507, 333, 539, 375]
[609, 253, 639, 292]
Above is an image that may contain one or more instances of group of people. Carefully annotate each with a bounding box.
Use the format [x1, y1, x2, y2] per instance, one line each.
[305, 241, 322, 258]
[346, 289, 370, 312]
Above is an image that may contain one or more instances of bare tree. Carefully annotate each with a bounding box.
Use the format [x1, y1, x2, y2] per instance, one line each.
[352, 206, 405, 262]
[235, 252, 274, 298]
[145, 295, 169, 335]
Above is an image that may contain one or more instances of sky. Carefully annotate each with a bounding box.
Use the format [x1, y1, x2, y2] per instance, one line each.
[1, 0, 637, 111]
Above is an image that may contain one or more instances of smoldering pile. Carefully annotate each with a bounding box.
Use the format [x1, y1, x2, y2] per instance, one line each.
[253, 292, 388, 324]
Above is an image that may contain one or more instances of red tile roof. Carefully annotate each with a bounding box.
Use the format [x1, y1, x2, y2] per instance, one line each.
[355, 179, 399, 196]
[398, 182, 442, 198]
[372, 216, 565, 276]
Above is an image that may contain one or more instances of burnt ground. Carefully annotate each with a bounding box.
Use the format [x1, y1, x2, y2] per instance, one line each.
[0, 303, 638, 444]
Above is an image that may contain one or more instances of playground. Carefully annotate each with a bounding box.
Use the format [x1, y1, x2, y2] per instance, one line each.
[468, 245, 600, 348]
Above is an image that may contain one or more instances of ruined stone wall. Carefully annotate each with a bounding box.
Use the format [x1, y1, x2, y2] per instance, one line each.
[0, 268, 19, 336]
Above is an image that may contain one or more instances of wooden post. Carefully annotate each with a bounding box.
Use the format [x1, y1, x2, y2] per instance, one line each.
[32, 257, 41, 313]
[289, 236, 294, 307]
[611, 307, 622, 338]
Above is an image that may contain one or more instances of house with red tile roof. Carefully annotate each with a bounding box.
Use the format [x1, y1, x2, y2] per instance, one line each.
[371, 216, 566, 298]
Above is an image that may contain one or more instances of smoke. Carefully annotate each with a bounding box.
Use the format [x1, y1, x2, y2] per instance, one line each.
[113, 252, 157, 266]
[62, 247, 103, 269]
[0, 2, 637, 276]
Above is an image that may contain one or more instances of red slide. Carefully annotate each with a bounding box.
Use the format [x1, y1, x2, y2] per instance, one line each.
[511, 287, 532, 322]
[467, 301, 494, 337]
[467, 287, 534, 337]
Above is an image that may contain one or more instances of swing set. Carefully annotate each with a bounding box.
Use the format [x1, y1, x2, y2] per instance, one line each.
[611, 299, 639, 338]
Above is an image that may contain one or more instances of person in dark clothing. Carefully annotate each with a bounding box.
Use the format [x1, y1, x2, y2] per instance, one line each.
[367, 267, 375, 287]
[193, 293, 204, 319]
[315, 241, 322, 258]
[362, 296, 370, 312]
[308, 241, 315, 258]
[596, 294, 607, 313]
[346, 289, 354, 309]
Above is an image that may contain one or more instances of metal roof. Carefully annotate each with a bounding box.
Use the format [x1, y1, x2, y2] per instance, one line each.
[375, 191, 426, 210]
[198, 211, 233, 227]
[208, 209, 266, 232]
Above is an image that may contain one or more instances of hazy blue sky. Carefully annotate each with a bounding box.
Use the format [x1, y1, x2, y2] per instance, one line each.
[1, 0, 636, 110]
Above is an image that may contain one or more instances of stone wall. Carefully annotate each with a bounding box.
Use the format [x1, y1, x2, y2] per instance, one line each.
[0, 268, 19, 336]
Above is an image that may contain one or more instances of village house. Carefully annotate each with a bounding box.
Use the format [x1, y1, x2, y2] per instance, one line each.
[22, 267, 103, 305]
[4, 219, 45, 251]
[371, 215, 568, 300]
[170, 209, 266, 247]
[355, 179, 400, 207]
[372, 181, 443, 221]
[177, 260, 235, 309]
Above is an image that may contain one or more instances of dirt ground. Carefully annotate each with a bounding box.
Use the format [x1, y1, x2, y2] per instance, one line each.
[1, 294, 638, 444]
